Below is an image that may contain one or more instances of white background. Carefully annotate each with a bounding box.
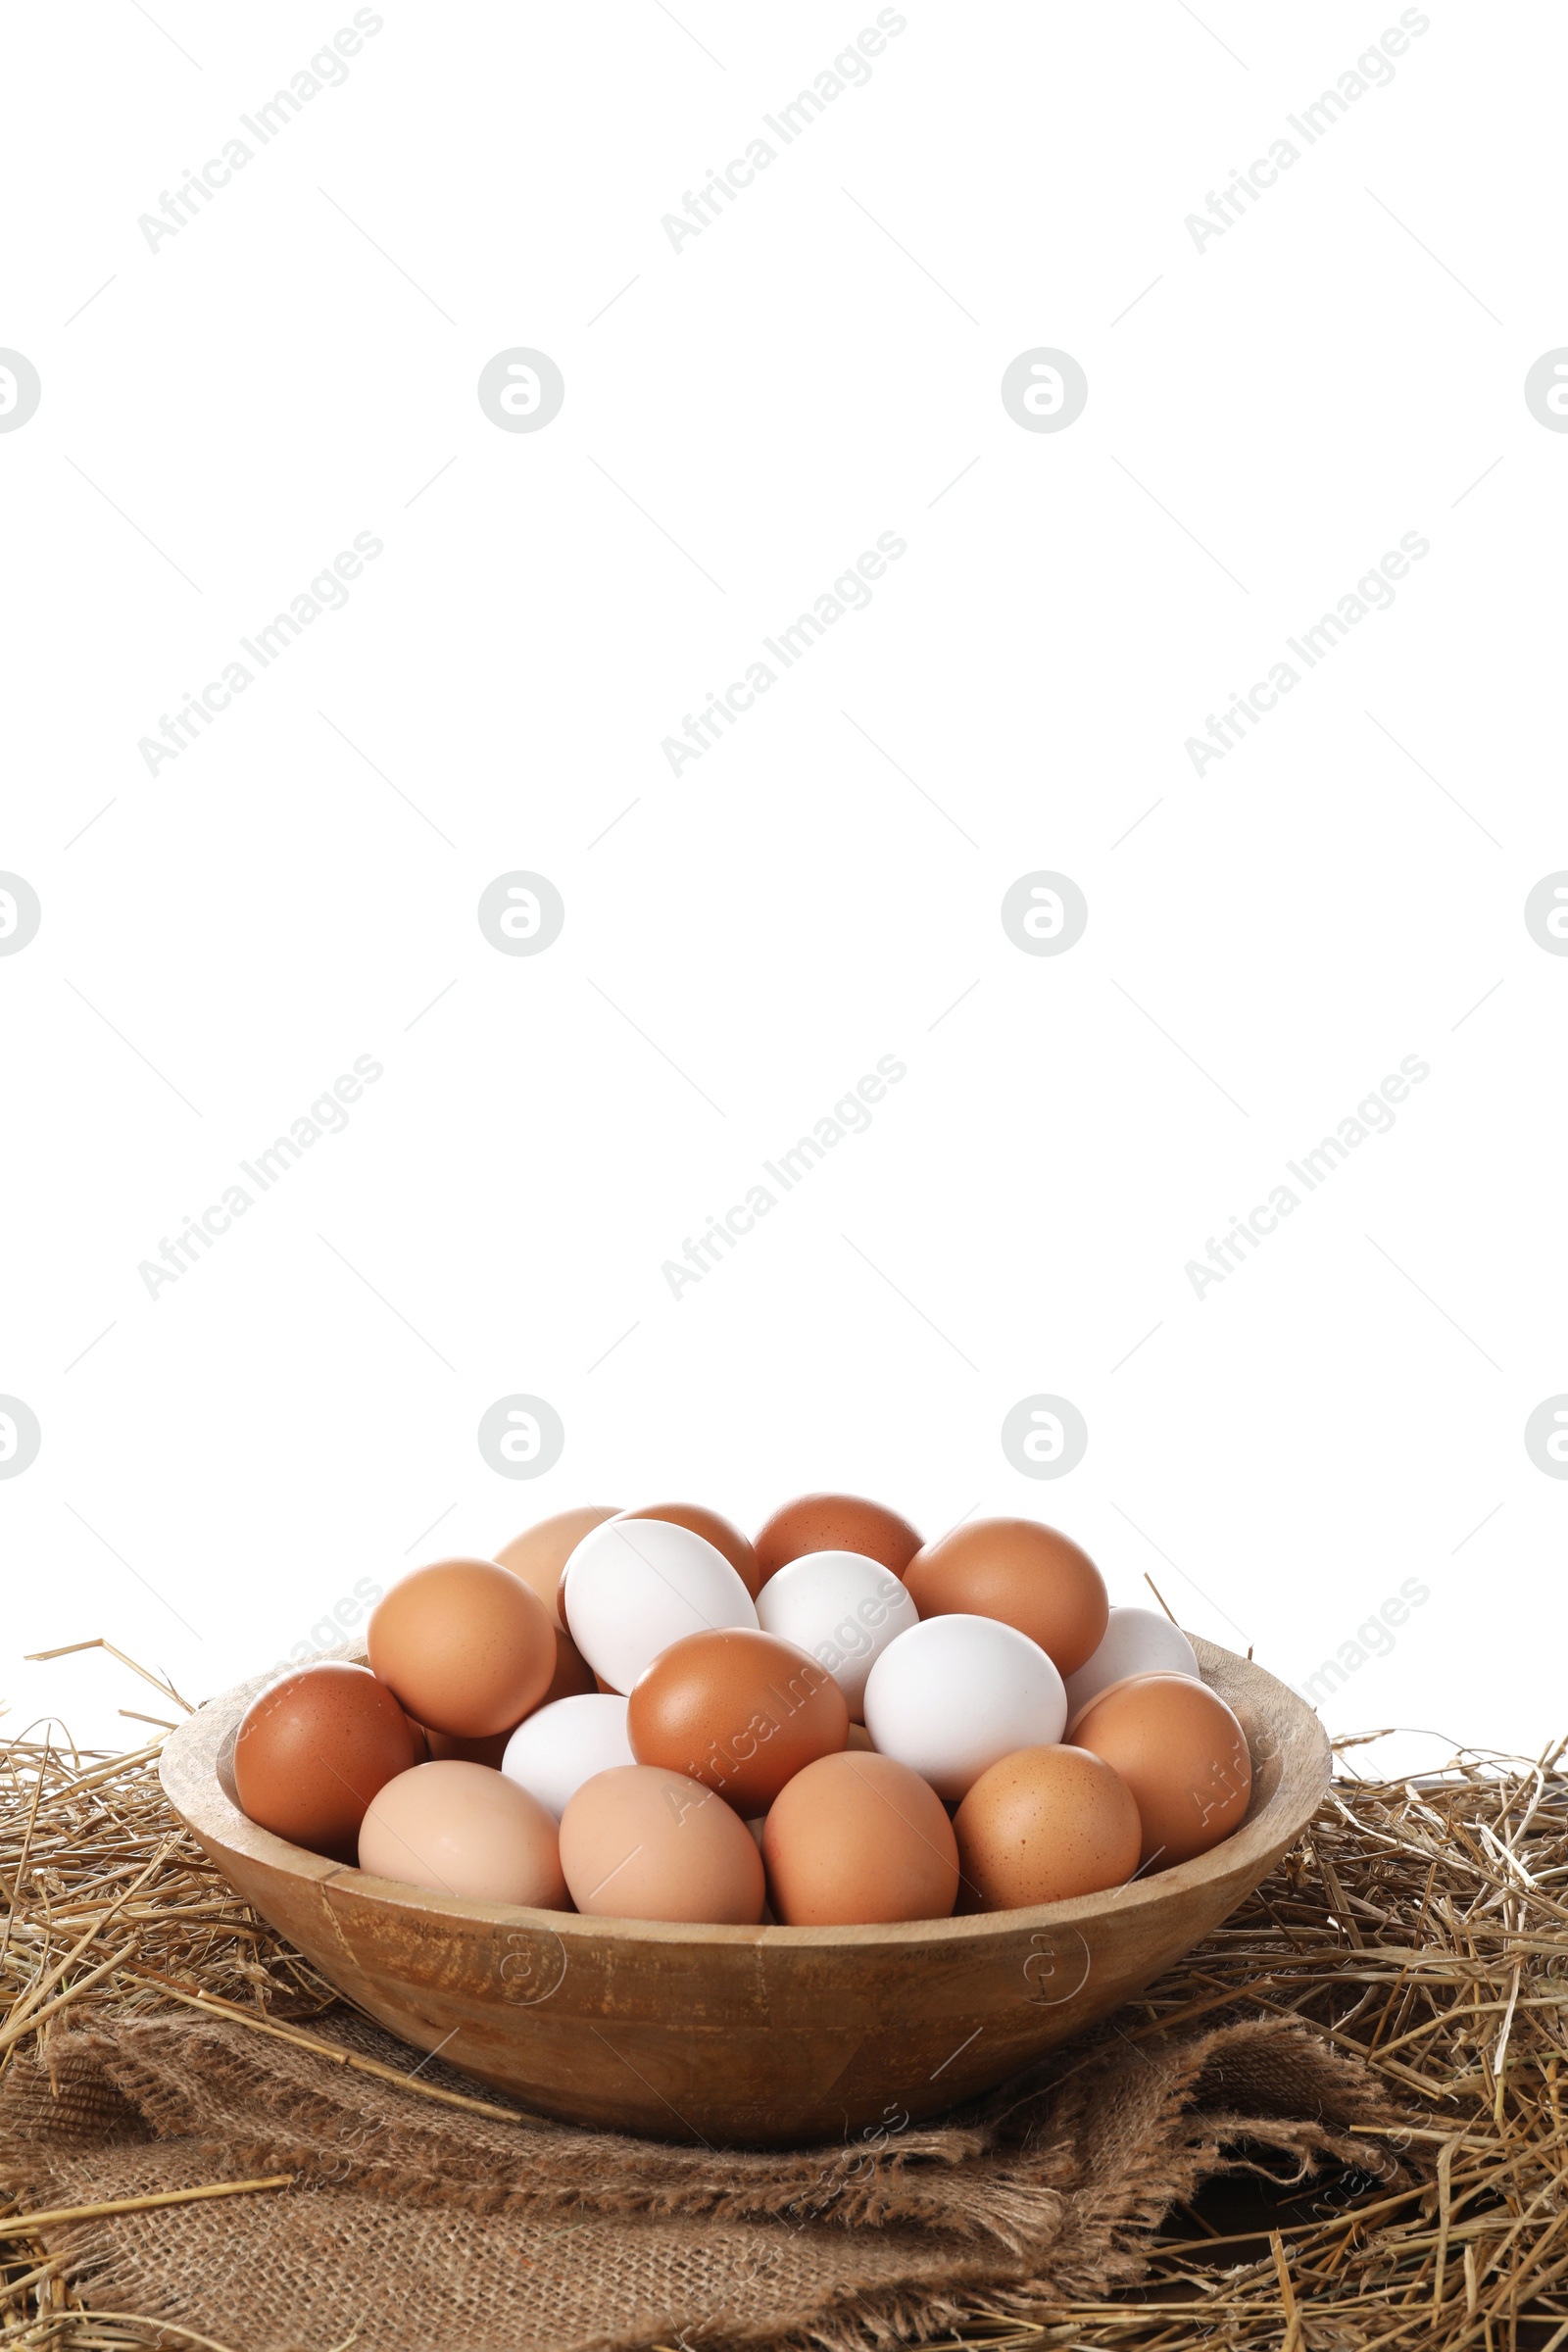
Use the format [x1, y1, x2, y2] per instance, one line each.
[3, 0, 1563, 1772]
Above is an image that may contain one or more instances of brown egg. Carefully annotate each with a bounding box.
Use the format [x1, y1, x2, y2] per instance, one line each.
[559, 1764, 765, 1923]
[359, 1759, 566, 1905]
[615, 1501, 762, 1598]
[422, 1624, 594, 1762]
[627, 1629, 849, 1814]
[495, 1505, 619, 1630]
[368, 1558, 557, 1739]
[954, 1744, 1141, 1909]
[233, 1661, 420, 1861]
[762, 1752, 958, 1925]
[846, 1720, 876, 1753]
[1073, 1674, 1252, 1870]
[755, 1494, 923, 1585]
[903, 1519, 1108, 1676]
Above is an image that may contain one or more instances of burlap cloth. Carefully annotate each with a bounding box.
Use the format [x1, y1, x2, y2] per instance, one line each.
[0, 2002, 1411, 2352]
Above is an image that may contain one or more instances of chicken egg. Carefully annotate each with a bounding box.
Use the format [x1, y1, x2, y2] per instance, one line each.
[233, 1661, 421, 1862]
[559, 1765, 765, 1923]
[755, 1494, 922, 1585]
[954, 1744, 1141, 1909]
[627, 1628, 849, 1813]
[495, 1505, 620, 1625]
[368, 1558, 558, 1739]
[502, 1693, 635, 1819]
[358, 1758, 567, 1907]
[1063, 1607, 1200, 1733]
[614, 1501, 762, 1598]
[754, 1549, 918, 1717]
[494, 1506, 611, 1700]
[560, 1517, 758, 1693]
[903, 1518, 1108, 1677]
[862, 1615, 1067, 1802]
[536, 1636, 597, 1706]
[762, 1751, 958, 1925]
[421, 1630, 598, 1762]
[1072, 1673, 1252, 1870]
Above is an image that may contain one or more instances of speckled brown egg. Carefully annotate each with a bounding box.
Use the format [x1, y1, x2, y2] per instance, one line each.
[233, 1661, 421, 1862]
[368, 1558, 557, 1739]
[615, 1501, 762, 1598]
[754, 1494, 923, 1586]
[762, 1751, 958, 1925]
[903, 1519, 1108, 1676]
[627, 1628, 849, 1814]
[1073, 1674, 1252, 1870]
[954, 1744, 1141, 1909]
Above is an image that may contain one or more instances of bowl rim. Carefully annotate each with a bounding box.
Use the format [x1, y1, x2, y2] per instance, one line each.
[159, 1633, 1330, 1951]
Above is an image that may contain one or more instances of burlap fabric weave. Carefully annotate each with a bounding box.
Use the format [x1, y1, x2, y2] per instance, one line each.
[1, 2005, 1408, 2351]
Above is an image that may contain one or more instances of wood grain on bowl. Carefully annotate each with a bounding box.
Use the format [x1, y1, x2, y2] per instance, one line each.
[160, 1638, 1329, 2146]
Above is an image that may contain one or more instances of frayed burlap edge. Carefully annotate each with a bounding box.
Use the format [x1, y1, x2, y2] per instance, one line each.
[0, 2005, 1419, 2352]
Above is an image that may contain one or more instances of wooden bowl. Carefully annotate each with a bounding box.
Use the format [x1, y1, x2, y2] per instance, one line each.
[159, 1637, 1328, 2146]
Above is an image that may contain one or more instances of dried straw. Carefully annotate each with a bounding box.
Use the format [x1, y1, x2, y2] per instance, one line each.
[2, 1701, 1565, 2351]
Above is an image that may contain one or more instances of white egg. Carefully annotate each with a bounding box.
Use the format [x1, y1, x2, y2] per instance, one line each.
[1063, 1606, 1200, 1733]
[755, 1548, 918, 1717]
[560, 1516, 758, 1693]
[502, 1693, 635, 1820]
[862, 1614, 1066, 1802]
